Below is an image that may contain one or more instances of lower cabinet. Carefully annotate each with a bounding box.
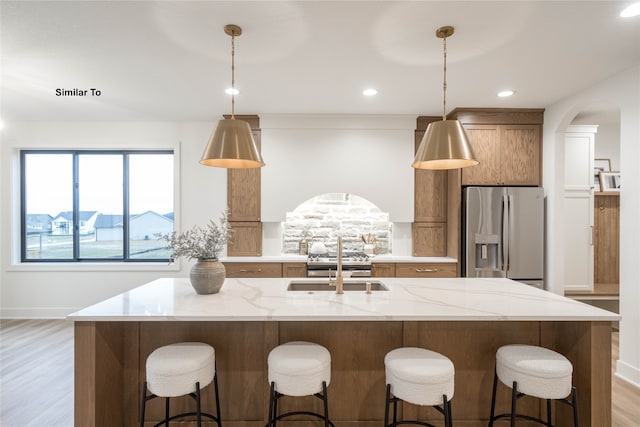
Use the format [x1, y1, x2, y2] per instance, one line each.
[282, 263, 307, 278]
[373, 262, 457, 278]
[371, 263, 396, 277]
[224, 261, 458, 279]
[395, 263, 457, 278]
[224, 262, 282, 278]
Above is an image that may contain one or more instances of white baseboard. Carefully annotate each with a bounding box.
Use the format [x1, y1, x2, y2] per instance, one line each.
[0, 307, 79, 319]
[616, 359, 640, 388]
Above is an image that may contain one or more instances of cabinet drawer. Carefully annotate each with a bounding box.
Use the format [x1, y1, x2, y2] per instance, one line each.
[224, 262, 282, 278]
[395, 263, 457, 278]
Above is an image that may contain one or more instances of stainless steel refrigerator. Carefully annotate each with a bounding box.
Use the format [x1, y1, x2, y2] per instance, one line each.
[462, 186, 544, 289]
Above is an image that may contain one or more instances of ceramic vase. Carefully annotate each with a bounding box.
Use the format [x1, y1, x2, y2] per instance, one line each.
[189, 258, 226, 294]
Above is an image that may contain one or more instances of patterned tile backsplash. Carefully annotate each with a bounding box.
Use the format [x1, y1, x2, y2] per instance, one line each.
[282, 193, 392, 254]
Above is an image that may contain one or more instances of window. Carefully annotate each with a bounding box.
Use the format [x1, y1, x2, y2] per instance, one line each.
[21, 150, 174, 262]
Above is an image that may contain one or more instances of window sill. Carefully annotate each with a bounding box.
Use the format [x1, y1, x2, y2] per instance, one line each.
[7, 262, 181, 273]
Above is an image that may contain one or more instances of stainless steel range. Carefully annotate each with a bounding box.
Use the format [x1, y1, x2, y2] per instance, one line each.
[307, 251, 371, 278]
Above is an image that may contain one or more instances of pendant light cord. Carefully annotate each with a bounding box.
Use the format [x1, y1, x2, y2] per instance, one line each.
[442, 35, 447, 121]
[231, 32, 236, 119]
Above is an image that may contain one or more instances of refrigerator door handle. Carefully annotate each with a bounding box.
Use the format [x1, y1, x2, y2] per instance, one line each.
[507, 194, 514, 272]
[502, 194, 509, 273]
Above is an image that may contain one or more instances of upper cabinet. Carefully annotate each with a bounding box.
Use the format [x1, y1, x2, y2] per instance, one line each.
[413, 117, 461, 262]
[448, 109, 544, 186]
[226, 115, 263, 257]
[227, 116, 262, 221]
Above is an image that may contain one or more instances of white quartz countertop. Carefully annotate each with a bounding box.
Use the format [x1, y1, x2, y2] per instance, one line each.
[68, 277, 619, 322]
[220, 255, 457, 263]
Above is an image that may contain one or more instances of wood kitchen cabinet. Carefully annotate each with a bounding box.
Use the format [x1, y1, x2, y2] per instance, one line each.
[226, 222, 262, 256]
[395, 263, 457, 278]
[227, 127, 261, 221]
[224, 262, 282, 278]
[226, 115, 263, 256]
[594, 193, 619, 292]
[371, 263, 396, 277]
[448, 109, 544, 186]
[415, 125, 448, 222]
[282, 262, 307, 277]
[413, 117, 458, 259]
[412, 222, 446, 257]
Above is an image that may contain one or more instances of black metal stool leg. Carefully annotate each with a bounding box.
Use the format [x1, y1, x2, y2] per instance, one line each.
[139, 382, 147, 427]
[213, 372, 222, 427]
[546, 398, 552, 427]
[510, 381, 518, 427]
[572, 386, 580, 427]
[322, 381, 330, 427]
[164, 396, 170, 427]
[384, 384, 391, 427]
[442, 394, 451, 427]
[488, 370, 498, 427]
[267, 382, 275, 427]
[393, 392, 398, 425]
[196, 381, 202, 427]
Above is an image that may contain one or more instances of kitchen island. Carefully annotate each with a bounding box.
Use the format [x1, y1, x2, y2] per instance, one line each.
[69, 277, 618, 427]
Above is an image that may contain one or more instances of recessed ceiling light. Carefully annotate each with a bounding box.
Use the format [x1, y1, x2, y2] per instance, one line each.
[363, 88, 378, 96]
[225, 88, 239, 95]
[620, 2, 640, 17]
[497, 90, 515, 98]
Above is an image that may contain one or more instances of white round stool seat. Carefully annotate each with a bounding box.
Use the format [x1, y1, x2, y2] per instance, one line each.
[268, 341, 331, 397]
[385, 347, 455, 406]
[146, 342, 215, 398]
[496, 344, 572, 400]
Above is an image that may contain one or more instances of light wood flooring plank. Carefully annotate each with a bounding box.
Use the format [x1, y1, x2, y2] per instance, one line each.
[1, 320, 638, 426]
[1, 319, 74, 427]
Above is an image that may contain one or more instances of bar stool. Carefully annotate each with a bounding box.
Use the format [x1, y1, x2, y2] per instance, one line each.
[488, 344, 579, 427]
[384, 347, 455, 427]
[267, 341, 333, 427]
[140, 342, 222, 427]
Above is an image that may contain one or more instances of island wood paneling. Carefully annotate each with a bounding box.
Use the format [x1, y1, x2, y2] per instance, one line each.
[5, 320, 630, 427]
[542, 321, 612, 427]
[74, 320, 612, 427]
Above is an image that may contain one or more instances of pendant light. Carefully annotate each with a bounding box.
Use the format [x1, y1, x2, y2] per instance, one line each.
[412, 26, 478, 170]
[200, 24, 265, 168]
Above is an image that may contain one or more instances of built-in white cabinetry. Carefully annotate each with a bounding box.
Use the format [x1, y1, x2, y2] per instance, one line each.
[563, 125, 598, 292]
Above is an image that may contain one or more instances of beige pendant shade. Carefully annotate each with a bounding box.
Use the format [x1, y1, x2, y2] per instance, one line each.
[412, 26, 478, 170]
[200, 24, 265, 169]
[200, 118, 264, 168]
[412, 120, 478, 170]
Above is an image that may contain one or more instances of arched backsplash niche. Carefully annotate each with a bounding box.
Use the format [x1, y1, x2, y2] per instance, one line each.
[282, 193, 392, 254]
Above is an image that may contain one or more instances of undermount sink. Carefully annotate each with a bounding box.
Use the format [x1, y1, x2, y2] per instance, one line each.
[287, 280, 389, 292]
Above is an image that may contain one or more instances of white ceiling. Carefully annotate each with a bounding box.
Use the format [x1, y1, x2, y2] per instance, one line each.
[2, 1, 639, 122]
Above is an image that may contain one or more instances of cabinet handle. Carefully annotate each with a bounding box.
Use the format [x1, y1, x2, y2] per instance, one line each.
[415, 268, 438, 273]
[239, 268, 263, 273]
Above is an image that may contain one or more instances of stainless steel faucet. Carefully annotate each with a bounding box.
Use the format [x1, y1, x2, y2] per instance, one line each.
[329, 236, 344, 294]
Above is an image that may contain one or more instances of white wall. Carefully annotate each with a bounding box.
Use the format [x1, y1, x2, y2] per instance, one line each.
[594, 122, 621, 171]
[543, 64, 640, 386]
[0, 121, 228, 317]
[260, 115, 415, 222]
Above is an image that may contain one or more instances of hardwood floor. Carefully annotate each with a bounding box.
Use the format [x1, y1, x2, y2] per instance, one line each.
[1, 320, 638, 426]
[1, 320, 74, 427]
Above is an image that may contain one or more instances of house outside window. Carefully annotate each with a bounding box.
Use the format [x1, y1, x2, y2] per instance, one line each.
[21, 150, 174, 262]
